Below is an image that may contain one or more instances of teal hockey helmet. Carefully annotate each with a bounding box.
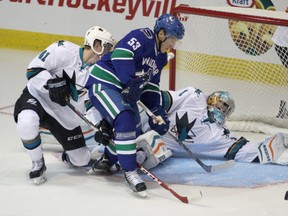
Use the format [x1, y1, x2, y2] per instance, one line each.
[207, 91, 235, 125]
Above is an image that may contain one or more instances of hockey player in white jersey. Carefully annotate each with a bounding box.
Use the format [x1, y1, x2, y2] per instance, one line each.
[13, 26, 115, 184]
[140, 86, 288, 166]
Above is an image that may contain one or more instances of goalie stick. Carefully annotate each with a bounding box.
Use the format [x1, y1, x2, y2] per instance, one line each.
[66, 101, 200, 202]
[137, 100, 236, 173]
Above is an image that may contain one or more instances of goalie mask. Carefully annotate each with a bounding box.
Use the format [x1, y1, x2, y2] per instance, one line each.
[84, 26, 115, 55]
[154, 14, 185, 40]
[207, 91, 235, 125]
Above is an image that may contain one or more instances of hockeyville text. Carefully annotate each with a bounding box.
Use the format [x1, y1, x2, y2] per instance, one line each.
[8, 0, 177, 20]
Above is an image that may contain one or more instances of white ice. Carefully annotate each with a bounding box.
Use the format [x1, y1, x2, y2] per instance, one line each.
[0, 49, 287, 216]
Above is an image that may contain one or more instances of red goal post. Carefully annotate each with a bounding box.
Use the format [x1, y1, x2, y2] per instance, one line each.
[169, 5, 288, 134]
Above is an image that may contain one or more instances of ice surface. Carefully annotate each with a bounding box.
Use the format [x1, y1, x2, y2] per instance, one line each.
[1, 49, 288, 216]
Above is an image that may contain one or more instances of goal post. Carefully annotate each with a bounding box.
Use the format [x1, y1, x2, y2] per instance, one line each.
[169, 5, 288, 134]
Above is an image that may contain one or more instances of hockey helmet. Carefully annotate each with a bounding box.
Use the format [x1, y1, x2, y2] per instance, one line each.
[207, 91, 235, 125]
[84, 26, 115, 55]
[154, 14, 185, 40]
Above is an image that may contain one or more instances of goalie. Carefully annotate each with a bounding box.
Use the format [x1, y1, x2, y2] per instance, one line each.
[140, 86, 288, 166]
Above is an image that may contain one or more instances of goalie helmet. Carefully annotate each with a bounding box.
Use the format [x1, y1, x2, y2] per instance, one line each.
[84, 26, 115, 55]
[154, 14, 185, 40]
[207, 91, 235, 125]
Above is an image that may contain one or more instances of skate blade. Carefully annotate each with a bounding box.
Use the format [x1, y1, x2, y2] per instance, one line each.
[33, 173, 47, 185]
[86, 168, 111, 175]
[133, 190, 147, 198]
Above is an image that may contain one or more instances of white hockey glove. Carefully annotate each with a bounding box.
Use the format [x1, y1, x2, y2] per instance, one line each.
[136, 130, 172, 169]
[257, 132, 288, 165]
[148, 106, 170, 135]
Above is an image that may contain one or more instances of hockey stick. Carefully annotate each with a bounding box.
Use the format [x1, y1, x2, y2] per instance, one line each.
[138, 164, 202, 203]
[137, 100, 235, 173]
[66, 101, 201, 202]
[66, 101, 99, 131]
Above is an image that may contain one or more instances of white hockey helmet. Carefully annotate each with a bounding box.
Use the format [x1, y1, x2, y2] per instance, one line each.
[207, 91, 235, 125]
[84, 26, 115, 55]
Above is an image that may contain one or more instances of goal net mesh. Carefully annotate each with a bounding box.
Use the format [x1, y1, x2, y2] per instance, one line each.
[170, 6, 288, 134]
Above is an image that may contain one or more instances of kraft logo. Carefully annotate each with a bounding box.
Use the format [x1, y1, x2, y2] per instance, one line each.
[227, 0, 255, 8]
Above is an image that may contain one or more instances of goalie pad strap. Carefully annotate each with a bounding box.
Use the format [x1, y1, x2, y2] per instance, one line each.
[224, 137, 249, 160]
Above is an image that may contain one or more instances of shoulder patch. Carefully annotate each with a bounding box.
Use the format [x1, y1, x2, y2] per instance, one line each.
[57, 40, 65, 46]
[140, 28, 153, 39]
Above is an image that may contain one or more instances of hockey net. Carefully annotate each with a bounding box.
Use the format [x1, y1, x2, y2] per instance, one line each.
[170, 5, 288, 135]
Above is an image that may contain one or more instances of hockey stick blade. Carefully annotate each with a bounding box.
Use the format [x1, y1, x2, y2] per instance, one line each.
[139, 164, 202, 204]
[168, 130, 235, 173]
[209, 159, 235, 172]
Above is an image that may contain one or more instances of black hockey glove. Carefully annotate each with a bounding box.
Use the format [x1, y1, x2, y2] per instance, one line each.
[45, 77, 71, 106]
[148, 106, 170, 135]
[94, 119, 113, 146]
[121, 74, 149, 104]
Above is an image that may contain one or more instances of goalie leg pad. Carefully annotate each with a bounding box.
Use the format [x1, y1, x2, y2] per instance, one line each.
[136, 130, 172, 169]
[257, 132, 288, 165]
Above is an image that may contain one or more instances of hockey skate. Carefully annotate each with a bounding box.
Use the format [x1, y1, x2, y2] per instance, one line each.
[90, 154, 120, 175]
[29, 157, 47, 185]
[124, 169, 147, 198]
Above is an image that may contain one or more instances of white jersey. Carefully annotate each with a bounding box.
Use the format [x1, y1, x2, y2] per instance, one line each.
[272, 26, 288, 47]
[27, 41, 91, 129]
[141, 86, 259, 162]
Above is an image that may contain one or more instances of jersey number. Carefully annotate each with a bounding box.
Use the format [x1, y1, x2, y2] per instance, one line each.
[127, 38, 141, 51]
[38, 50, 50, 62]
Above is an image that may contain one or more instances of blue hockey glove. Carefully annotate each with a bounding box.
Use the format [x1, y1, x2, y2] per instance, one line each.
[121, 74, 149, 104]
[45, 77, 71, 106]
[148, 106, 170, 135]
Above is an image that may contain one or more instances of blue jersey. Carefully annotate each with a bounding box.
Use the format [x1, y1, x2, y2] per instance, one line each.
[86, 28, 168, 109]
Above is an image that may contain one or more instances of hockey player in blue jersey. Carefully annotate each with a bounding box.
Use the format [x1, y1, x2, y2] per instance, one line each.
[85, 14, 185, 197]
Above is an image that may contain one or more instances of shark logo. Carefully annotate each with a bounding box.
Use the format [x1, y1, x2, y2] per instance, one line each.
[194, 88, 203, 96]
[62, 70, 79, 102]
[172, 112, 196, 142]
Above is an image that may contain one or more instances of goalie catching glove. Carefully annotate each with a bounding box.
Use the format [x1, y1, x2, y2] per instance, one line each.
[45, 77, 71, 106]
[148, 106, 170, 135]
